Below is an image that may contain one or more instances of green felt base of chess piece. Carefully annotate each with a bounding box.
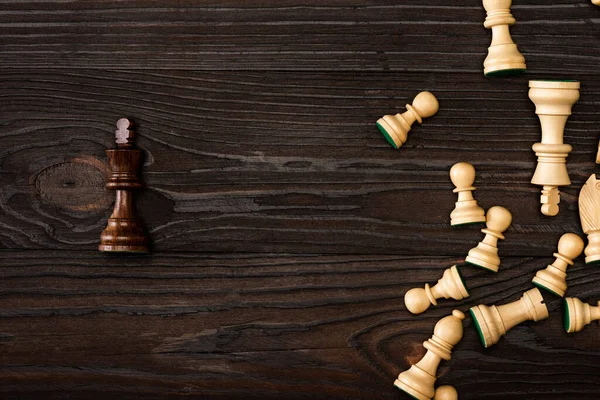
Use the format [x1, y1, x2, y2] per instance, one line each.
[456, 267, 470, 296]
[451, 221, 486, 228]
[484, 68, 526, 78]
[376, 122, 399, 149]
[394, 384, 420, 400]
[469, 307, 489, 348]
[563, 298, 571, 332]
[532, 280, 562, 298]
[465, 260, 497, 273]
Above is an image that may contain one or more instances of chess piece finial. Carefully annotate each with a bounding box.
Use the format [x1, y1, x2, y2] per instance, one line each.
[464, 206, 512, 272]
[529, 80, 580, 216]
[115, 117, 136, 146]
[433, 386, 458, 400]
[405, 266, 469, 314]
[469, 288, 548, 348]
[99, 118, 149, 253]
[376, 91, 439, 149]
[449, 162, 486, 227]
[579, 174, 600, 264]
[532, 233, 584, 297]
[394, 310, 465, 400]
[563, 297, 600, 333]
[482, 0, 526, 77]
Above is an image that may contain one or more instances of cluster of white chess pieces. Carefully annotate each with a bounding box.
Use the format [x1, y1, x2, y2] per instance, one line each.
[373, 1, 600, 399]
[377, 0, 598, 221]
[395, 161, 598, 400]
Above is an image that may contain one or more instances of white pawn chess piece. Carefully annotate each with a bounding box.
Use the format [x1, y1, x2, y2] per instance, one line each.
[465, 206, 512, 272]
[404, 266, 469, 314]
[394, 310, 465, 400]
[564, 297, 600, 333]
[449, 162, 486, 227]
[482, 0, 526, 77]
[434, 386, 458, 400]
[532, 233, 584, 297]
[376, 91, 439, 149]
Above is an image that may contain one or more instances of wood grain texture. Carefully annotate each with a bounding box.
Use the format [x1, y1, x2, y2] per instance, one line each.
[0, 0, 599, 71]
[0, 252, 599, 400]
[2, 1, 600, 398]
[1, 70, 599, 254]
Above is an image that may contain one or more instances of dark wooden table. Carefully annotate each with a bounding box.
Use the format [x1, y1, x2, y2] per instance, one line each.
[1, 1, 600, 399]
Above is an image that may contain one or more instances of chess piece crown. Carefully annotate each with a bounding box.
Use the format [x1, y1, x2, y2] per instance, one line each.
[404, 265, 469, 315]
[532, 233, 584, 297]
[563, 297, 600, 333]
[578, 174, 600, 264]
[465, 206, 512, 272]
[395, 310, 465, 400]
[482, 0, 526, 77]
[99, 118, 149, 253]
[529, 80, 580, 216]
[470, 287, 549, 348]
[449, 162, 486, 227]
[376, 91, 439, 149]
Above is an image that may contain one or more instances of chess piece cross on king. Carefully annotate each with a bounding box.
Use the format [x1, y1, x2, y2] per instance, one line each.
[99, 118, 149, 253]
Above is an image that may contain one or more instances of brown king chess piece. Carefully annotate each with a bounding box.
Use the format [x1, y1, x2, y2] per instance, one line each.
[99, 118, 149, 253]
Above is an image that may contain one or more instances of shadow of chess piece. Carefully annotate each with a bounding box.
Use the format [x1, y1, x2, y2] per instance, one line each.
[482, 0, 526, 77]
[563, 297, 600, 333]
[404, 265, 469, 314]
[99, 118, 149, 253]
[470, 288, 548, 348]
[465, 206, 512, 272]
[450, 162, 486, 227]
[394, 310, 465, 400]
[376, 91, 439, 149]
[532, 233, 584, 297]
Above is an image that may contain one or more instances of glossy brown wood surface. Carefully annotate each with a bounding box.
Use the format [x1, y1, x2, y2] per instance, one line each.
[1, 1, 600, 399]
